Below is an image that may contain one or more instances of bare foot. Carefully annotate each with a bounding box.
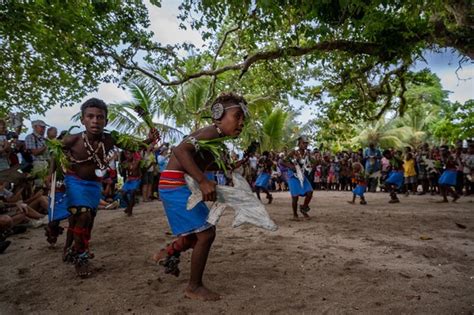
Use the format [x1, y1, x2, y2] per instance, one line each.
[290, 216, 301, 221]
[452, 195, 460, 203]
[347, 201, 355, 204]
[301, 212, 311, 220]
[152, 248, 167, 263]
[184, 285, 221, 301]
[75, 262, 91, 278]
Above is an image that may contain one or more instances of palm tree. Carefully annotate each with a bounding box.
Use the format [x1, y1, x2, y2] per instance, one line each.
[238, 95, 293, 152]
[166, 78, 211, 132]
[351, 117, 409, 149]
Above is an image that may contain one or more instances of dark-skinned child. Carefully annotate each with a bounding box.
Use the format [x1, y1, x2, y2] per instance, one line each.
[153, 92, 248, 301]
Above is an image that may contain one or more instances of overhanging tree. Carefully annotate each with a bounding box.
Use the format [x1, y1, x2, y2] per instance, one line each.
[1, 0, 472, 119]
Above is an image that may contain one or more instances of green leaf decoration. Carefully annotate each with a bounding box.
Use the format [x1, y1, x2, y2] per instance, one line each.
[194, 137, 233, 172]
[111, 131, 148, 152]
[45, 139, 69, 178]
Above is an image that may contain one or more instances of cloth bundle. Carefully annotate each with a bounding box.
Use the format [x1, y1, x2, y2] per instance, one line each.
[185, 172, 278, 231]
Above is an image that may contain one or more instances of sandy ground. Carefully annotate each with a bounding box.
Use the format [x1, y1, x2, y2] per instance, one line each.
[1, 191, 473, 314]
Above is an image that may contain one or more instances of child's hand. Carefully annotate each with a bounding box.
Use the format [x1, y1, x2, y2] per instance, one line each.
[199, 178, 217, 202]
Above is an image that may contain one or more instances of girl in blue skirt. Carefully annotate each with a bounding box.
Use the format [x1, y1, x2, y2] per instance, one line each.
[348, 162, 367, 205]
[383, 150, 404, 203]
[438, 152, 460, 203]
[255, 151, 273, 203]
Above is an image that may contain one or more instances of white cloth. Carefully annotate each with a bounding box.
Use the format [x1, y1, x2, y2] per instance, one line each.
[185, 173, 278, 231]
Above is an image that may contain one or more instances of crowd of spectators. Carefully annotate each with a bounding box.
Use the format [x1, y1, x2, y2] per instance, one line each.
[238, 141, 474, 197]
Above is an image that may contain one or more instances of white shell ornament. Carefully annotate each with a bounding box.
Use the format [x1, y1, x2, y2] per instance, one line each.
[95, 169, 107, 177]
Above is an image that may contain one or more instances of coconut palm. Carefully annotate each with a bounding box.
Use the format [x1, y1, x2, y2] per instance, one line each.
[166, 78, 211, 132]
[351, 118, 409, 149]
[238, 95, 293, 152]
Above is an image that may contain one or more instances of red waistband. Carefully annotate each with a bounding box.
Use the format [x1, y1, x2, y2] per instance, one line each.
[160, 170, 185, 179]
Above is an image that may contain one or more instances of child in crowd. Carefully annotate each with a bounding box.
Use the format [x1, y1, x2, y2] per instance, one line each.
[348, 162, 367, 205]
[121, 150, 142, 216]
[141, 145, 156, 202]
[438, 149, 460, 203]
[255, 151, 273, 203]
[383, 150, 404, 203]
[403, 152, 417, 195]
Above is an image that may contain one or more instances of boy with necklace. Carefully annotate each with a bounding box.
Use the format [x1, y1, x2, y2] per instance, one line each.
[153, 92, 248, 301]
[52, 98, 159, 277]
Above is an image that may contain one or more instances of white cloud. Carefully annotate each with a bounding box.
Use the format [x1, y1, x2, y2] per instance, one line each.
[146, 0, 204, 48]
[435, 66, 474, 103]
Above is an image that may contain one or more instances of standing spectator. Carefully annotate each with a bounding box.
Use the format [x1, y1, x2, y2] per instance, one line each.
[364, 143, 381, 192]
[25, 120, 49, 188]
[248, 152, 258, 187]
[141, 146, 156, 202]
[46, 126, 58, 140]
[403, 152, 417, 195]
[463, 143, 474, 195]
[0, 119, 11, 171]
[25, 120, 49, 161]
[156, 147, 170, 200]
[339, 158, 351, 191]
[416, 143, 430, 195]
[454, 146, 464, 195]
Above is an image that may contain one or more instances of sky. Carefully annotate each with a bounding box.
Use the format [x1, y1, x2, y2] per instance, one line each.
[26, 1, 474, 136]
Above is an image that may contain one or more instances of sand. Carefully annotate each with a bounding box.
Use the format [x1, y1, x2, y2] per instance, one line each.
[1, 191, 473, 314]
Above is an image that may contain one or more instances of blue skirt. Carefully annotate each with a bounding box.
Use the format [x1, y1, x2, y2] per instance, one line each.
[48, 191, 70, 222]
[159, 185, 211, 236]
[255, 172, 271, 189]
[64, 175, 102, 211]
[353, 185, 366, 197]
[438, 170, 457, 186]
[287, 170, 313, 197]
[385, 171, 404, 189]
[122, 178, 141, 192]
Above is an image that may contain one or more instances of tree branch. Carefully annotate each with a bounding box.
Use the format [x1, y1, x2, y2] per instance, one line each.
[206, 25, 241, 107]
[104, 40, 383, 87]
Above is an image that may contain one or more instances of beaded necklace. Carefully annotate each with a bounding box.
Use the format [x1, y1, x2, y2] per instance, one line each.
[69, 132, 111, 170]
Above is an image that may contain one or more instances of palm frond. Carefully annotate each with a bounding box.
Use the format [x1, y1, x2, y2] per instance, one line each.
[262, 109, 288, 151]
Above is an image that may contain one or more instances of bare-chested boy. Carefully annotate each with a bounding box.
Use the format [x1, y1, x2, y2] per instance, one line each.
[153, 92, 248, 301]
[52, 98, 158, 277]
